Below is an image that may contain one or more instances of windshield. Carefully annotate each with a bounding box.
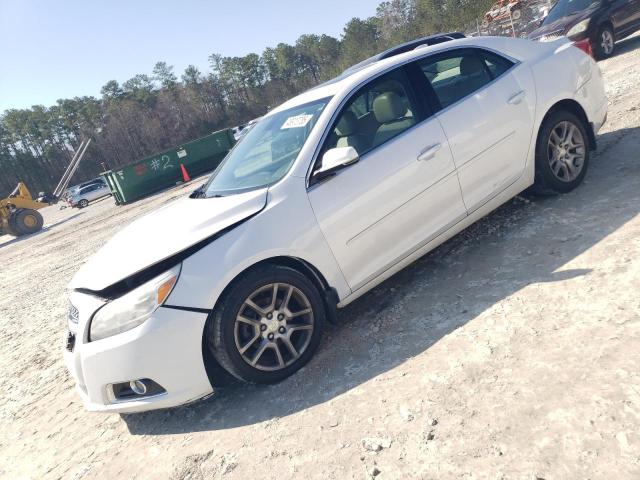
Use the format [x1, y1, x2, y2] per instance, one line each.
[544, 0, 600, 25]
[204, 98, 330, 196]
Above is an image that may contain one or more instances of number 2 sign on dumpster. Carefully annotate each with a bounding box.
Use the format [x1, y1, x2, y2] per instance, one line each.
[103, 128, 236, 205]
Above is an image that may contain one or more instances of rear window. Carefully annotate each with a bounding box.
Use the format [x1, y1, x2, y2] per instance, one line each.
[481, 50, 514, 78]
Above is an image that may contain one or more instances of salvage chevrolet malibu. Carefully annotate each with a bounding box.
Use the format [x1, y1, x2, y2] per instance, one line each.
[64, 34, 607, 412]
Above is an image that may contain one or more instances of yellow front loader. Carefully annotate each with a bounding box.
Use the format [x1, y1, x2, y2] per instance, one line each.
[1, 139, 92, 237]
[0, 182, 47, 236]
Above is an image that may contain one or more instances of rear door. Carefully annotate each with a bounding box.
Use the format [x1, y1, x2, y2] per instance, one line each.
[84, 185, 100, 201]
[307, 67, 466, 291]
[413, 48, 536, 213]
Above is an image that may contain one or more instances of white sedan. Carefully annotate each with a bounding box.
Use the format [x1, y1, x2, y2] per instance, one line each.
[64, 34, 607, 412]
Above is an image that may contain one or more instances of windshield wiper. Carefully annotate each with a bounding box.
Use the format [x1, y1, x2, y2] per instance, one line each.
[189, 184, 207, 199]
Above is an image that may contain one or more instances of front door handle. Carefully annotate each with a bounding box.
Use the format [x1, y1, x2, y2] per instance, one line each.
[417, 143, 442, 162]
[508, 90, 526, 105]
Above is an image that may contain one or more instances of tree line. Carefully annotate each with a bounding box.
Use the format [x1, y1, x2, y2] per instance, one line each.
[0, 0, 492, 197]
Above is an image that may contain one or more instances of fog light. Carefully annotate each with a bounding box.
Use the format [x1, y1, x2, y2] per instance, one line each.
[110, 378, 166, 402]
[130, 379, 147, 395]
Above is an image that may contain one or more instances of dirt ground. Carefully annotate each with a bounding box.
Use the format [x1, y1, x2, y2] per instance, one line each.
[2, 35, 640, 480]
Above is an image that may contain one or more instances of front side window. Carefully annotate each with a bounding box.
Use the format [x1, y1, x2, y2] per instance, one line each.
[319, 68, 419, 166]
[204, 98, 329, 196]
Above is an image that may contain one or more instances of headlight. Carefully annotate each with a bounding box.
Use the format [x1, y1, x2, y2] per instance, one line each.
[567, 19, 590, 38]
[89, 264, 181, 341]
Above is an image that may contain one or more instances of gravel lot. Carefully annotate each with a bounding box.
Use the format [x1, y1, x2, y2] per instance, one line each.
[2, 35, 640, 479]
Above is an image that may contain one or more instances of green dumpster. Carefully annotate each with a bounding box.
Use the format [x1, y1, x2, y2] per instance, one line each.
[103, 128, 235, 205]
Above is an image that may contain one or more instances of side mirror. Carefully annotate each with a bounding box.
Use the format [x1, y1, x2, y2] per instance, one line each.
[315, 147, 360, 178]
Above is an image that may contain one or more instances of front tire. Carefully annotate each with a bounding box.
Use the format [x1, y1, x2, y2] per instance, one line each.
[78, 199, 89, 208]
[594, 26, 615, 60]
[532, 110, 590, 195]
[206, 265, 325, 384]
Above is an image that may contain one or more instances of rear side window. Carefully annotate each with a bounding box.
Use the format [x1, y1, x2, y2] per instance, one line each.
[415, 49, 513, 109]
[481, 50, 515, 78]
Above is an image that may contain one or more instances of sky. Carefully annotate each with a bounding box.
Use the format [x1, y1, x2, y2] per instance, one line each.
[0, 0, 381, 113]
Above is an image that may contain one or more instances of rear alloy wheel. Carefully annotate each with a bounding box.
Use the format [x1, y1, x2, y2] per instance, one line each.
[533, 111, 590, 195]
[207, 265, 325, 384]
[78, 199, 89, 208]
[594, 26, 615, 59]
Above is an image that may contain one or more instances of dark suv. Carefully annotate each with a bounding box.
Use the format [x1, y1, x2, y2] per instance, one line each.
[528, 0, 640, 59]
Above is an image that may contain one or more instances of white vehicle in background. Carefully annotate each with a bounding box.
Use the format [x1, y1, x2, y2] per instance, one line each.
[64, 33, 607, 412]
[67, 181, 111, 208]
[232, 118, 261, 141]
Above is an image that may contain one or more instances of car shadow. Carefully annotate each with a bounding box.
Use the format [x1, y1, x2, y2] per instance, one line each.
[122, 126, 640, 435]
[0, 211, 84, 249]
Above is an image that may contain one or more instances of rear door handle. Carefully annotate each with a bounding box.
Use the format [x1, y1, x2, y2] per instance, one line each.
[417, 143, 442, 162]
[508, 90, 526, 105]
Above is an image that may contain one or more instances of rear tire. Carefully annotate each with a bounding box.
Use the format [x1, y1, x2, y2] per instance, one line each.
[78, 199, 89, 208]
[13, 209, 44, 235]
[532, 110, 590, 195]
[206, 265, 325, 384]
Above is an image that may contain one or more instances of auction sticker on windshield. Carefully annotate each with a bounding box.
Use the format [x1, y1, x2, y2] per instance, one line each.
[281, 114, 313, 129]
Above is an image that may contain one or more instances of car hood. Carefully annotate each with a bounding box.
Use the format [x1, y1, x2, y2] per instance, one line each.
[69, 188, 268, 291]
[528, 8, 595, 39]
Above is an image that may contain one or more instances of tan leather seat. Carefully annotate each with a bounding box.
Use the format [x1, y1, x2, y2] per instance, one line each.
[335, 111, 369, 154]
[372, 92, 415, 147]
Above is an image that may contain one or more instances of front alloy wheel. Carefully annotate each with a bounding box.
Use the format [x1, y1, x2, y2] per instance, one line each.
[235, 283, 314, 371]
[207, 265, 325, 384]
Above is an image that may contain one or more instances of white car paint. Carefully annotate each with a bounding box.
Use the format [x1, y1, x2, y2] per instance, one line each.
[70, 188, 268, 291]
[64, 36, 607, 412]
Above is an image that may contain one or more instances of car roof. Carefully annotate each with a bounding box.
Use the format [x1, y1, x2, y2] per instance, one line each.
[268, 35, 514, 115]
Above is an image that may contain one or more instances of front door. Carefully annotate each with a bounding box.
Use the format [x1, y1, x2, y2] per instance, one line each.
[413, 48, 536, 213]
[307, 68, 466, 291]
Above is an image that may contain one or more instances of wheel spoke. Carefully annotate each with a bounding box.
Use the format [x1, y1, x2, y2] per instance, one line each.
[288, 325, 313, 333]
[288, 307, 312, 318]
[565, 159, 577, 177]
[559, 122, 568, 142]
[283, 285, 294, 311]
[236, 315, 260, 328]
[269, 283, 279, 311]
[549, 130, 562, 146]
[281, 336, 298, 357]
[245, 298, 267, 316]
[273, 342, 285, 367]
[566, 124, 577, 145]
[239, 333, 260, 354]
[251, 340, 270, 366]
